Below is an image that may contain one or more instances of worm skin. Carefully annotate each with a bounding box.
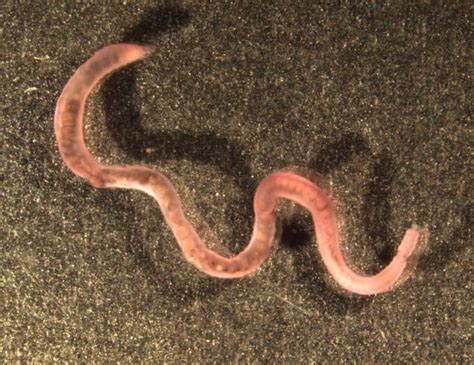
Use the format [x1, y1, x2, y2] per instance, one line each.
[55, 44, 424, 295]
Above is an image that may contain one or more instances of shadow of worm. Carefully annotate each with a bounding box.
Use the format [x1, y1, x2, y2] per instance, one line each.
[54, 44, 427, 295]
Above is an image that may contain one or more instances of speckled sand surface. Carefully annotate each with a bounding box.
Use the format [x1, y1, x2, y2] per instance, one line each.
[1, 2, 472, 363]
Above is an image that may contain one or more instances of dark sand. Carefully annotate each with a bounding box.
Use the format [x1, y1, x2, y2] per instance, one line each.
[2, 2, 471, 363]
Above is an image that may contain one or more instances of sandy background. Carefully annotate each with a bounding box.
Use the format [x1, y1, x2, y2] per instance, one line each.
[2, 1, 472, 363]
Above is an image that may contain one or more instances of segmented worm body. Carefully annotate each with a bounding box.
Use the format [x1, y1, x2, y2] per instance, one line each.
[55, 44, 423, 295]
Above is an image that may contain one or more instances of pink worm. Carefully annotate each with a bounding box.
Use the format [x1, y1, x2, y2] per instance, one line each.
[54, 43, 423, 295]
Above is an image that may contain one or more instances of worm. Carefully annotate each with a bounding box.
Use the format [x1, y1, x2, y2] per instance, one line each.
[54, 43, 424, 295]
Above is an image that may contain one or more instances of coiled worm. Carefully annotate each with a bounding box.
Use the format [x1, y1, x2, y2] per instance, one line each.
[55, 43, 424, 295]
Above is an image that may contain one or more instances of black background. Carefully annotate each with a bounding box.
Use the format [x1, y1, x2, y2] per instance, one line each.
[2, 1, 471, 362]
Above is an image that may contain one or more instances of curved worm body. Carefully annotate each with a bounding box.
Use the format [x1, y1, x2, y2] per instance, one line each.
[55, 44, 423, 295]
